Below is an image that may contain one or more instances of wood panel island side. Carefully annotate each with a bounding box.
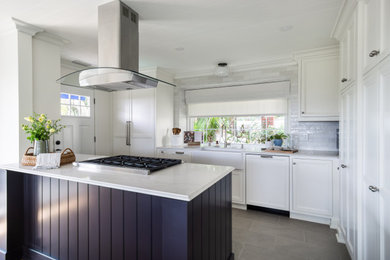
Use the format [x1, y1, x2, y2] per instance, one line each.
[0, 158, 234, 260]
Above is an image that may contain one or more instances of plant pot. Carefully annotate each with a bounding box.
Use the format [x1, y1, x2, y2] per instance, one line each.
[273, 139, 283, 147]
[33, 140, 49, 156]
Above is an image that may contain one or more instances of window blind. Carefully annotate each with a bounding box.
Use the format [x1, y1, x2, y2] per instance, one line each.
[187, 99, 288, 117]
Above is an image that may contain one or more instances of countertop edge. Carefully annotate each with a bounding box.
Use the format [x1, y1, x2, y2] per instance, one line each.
[0, 164, 234, 202]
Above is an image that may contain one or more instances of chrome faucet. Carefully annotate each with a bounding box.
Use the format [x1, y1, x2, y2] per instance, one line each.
[222, 124, 228, 148]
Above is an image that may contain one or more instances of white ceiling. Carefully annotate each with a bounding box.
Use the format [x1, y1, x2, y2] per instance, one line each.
[0, 0, 343, 75]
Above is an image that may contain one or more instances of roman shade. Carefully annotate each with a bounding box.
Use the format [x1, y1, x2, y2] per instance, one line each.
[187, 99, 288, 117]
[186, 81, 290, 117]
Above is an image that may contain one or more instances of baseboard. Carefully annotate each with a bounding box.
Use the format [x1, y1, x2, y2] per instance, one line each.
[330, 217, 339, 230]
[247, 205, 289, 217]
[232, 203, 247, 210]
[290, 212, 331, 225]
[335, 227, 346, 244]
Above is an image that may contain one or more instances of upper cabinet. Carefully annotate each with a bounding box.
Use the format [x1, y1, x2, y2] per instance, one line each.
[340, 13, 357, 90]
[362, 0, 390, 73]
[295, 48, 340, 121]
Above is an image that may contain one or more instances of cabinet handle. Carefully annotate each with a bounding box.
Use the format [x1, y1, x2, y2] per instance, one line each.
[126, 121, 131, 146]
[301, 111, 305, 114]
[175, 151, 185, 155]
[260, 155, 273, 159]
[293, 162, 296, 165]
[369, 50, 380, 57]
[369, 185, 379, 192]
[341, 78, 348, 83]
[341, 164, 347, 168]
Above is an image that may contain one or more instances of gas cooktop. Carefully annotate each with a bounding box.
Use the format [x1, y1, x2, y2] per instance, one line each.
[78, 155, 182, 175]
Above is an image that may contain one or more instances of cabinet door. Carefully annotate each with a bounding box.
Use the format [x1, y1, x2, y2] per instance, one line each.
[362, 0, 390, 73]
[292, 159, 333, 217]
[112, 90, 131, 155]
[339, 85, 357, 256]
[130, 89, 155, 156]
[299, 55, 339, 120]
[232, 169, 245, 205]
[246, 155, 289, 210]
[362, 71, 380, 260]
[380, 60, 390, 260]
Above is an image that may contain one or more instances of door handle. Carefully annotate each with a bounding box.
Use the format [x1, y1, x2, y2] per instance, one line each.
[341, 164, 347, 168]
[369, 50, 380, 57]
[126, 121, 131, 146]
[369, 185, 379, 192]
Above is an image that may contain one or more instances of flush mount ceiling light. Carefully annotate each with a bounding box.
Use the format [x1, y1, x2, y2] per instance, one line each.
[215, 62, 230, 77]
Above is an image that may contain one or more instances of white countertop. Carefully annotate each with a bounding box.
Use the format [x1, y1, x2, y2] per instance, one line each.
[157, 146, 339, 160]
[0, 154, 234, 201]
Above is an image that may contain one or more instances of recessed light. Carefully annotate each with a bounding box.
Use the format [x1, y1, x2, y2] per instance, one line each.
[175, 47, 185, 51]
[280, 25, 293, 32]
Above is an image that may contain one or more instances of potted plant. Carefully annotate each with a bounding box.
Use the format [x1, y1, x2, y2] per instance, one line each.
[22, 113, 65, 155]
[272, 131, 288, 147]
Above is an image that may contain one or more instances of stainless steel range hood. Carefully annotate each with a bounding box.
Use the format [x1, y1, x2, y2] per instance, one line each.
[57, 0, 175, 91]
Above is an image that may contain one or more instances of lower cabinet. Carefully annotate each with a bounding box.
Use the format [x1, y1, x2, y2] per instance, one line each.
[191, 151, 246, 205]
[246, 154, 289, 211]
[291, 158, 333, 220]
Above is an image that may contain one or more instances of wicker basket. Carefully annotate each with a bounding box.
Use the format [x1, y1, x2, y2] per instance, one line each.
[21, 147, 76, 166]
[21, 147, 36, 166]
[60, 148, 76, 166]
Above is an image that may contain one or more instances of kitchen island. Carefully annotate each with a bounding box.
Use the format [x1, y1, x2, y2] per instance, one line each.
[0, 155, 234, 260]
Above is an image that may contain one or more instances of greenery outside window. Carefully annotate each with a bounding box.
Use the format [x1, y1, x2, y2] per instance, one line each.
[190, 115, 285, 144]
[60, 93, 91, 117]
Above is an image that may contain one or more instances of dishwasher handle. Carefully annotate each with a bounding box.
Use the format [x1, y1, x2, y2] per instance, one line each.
[260, 155, 273, 159]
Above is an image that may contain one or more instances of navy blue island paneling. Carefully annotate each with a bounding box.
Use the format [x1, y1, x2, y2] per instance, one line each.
[0, 169, 233, 260]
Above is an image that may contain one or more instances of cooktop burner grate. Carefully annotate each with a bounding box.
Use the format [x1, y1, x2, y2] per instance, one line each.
[79, 155, 182, 174]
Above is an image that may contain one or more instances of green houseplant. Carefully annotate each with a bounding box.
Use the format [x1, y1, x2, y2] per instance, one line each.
[272, 131, 288, 147]
[22, 113, 65, 155]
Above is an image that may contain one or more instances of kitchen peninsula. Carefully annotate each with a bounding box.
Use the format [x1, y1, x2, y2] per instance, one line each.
[0, 155, 234, 260]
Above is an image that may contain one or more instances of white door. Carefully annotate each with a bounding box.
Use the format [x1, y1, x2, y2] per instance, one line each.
[130, 88, 155, 156]
[291, 159, 333, 217]
[112, 90, 131, 155]
[246, 154, 289, 210]
[339, 85, 357, 256]
[60, 86, 95, 155]
[362, 71, 380, 260]
[379, 60, 390, 260]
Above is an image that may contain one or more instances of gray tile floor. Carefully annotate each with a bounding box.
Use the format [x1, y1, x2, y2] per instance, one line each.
[232, 208, 351, 260]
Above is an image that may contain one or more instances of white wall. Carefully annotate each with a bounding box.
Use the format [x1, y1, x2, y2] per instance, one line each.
[32, 38, 61, 119]
[174, 64, 339, 151]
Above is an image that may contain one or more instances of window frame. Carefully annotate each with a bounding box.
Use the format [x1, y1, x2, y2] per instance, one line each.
[188, 114, 288, 144]
[60, 92, 92, 118]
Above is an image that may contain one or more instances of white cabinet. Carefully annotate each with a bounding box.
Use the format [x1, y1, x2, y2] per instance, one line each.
[362, 0, 390, 73]
[291, 158, 333, 220]
[340, 13, 357, 90]
[296, 48, 340, 121]
[191, 151, 246, 205]
[361, 58, 390, 260]
[246, 154, 289, 211]
[339, 85, 357, 257]
[156, 148, 192, 163]
[112, 84, 173, 157]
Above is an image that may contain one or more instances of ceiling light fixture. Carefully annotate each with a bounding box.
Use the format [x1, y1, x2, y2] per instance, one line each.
[215, 62, 229, 77]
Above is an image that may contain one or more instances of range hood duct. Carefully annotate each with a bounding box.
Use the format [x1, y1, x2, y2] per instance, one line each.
[57, 0, 174, 91]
